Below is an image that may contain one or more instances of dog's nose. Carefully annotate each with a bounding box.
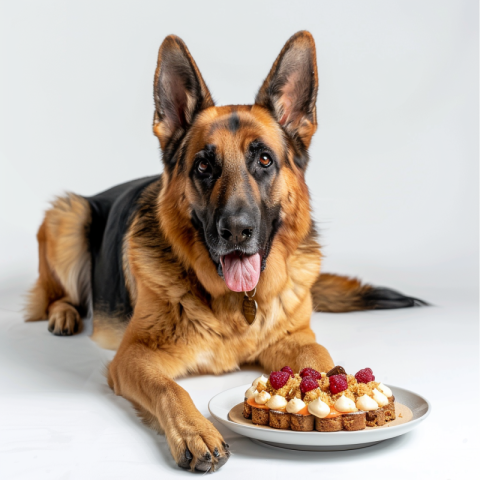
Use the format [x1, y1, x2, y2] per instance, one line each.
[218, 215, 254, 244]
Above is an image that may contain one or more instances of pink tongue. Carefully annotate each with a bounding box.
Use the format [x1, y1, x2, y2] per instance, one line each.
[221, 253, 261, 292]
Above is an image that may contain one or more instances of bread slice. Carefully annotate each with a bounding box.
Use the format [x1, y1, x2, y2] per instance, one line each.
[290, 413, 314, 431]
[252, 406, 269, 425]
[269, 410, 290, 429]
[243, 398, 252, 419]
[384, 395, 396, 421]
[343, 411, 366, 431]
[365, 407, 386, 427]
[315, 415, 343, 432]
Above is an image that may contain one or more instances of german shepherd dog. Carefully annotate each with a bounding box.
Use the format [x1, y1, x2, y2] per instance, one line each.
[25, 32, 423, 471]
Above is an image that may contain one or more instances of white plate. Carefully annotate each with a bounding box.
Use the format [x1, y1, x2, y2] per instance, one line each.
[208, 384, 431, 451]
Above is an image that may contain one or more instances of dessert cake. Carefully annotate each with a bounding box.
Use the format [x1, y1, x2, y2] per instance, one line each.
[243, 366, 395, 432]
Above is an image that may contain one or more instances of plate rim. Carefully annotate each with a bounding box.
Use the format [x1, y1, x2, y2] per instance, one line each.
[208, 383, 431, 445]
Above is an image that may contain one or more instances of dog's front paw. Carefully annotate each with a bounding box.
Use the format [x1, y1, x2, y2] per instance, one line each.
[168, 415, 230, 472]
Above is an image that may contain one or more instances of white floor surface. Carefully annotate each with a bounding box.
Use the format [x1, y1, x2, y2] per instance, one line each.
[0, 283, 478, 479]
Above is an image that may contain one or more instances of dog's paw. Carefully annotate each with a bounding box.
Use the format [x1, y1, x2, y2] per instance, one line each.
[169, 417, 230, 472]
[48, 305, 81, 336]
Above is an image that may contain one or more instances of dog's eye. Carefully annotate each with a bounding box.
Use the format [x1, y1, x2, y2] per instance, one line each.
[197, 160, 211, 175]
[258, 153, 273, 168]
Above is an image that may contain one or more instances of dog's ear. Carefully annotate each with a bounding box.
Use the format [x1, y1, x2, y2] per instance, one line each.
[255, 31, 318, 152]
[153, 35, 214, 159]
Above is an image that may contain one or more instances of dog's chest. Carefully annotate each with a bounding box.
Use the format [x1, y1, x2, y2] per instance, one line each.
[189, 289, 311, 374]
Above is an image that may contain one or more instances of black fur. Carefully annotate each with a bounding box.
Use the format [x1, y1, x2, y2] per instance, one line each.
[86, 176, 160, 321]
[227, 112, 241, 132]
[363, 287, 428, 309]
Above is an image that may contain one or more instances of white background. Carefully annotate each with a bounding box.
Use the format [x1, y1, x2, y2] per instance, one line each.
[0, 1, 478, 479]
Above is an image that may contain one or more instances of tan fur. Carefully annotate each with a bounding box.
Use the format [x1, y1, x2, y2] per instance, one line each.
[91, 313, 127, 350]
[107, 32, 334, 467]
[26, 32, 389, 472]
[25, 194, 90, 335]
[312, 273, 374, 312]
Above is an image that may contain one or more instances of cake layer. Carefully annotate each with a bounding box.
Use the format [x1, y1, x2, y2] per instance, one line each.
[343, 411, 367, 431]
[315, 415, 343, 432]
[366, 407, 386, 427]
[269, 410, 290, 429]
[243, 398, 252, 419]
[252, 406, 269, 425]
[290, 413, 314, 431]
[384, 396, 396, 421]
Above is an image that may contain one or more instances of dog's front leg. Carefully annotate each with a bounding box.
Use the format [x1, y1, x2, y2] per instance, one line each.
[108, 341, 230, 472]
[257, 327, 335, 373]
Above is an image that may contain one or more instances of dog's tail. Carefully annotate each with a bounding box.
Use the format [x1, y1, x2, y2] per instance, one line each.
[311, 273, 427, 313]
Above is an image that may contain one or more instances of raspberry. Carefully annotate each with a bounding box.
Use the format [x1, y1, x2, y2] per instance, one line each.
[300, 376, 318, 394]
[269, 371, 290, 390]
[299, 367, 321, 380]
[329, 374, 348, 394]
[280, 366, 294, 377]
[355, 368, 375, 384]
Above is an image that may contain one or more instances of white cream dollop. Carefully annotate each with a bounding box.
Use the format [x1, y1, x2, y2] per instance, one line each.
[244, 386, 258, 399]
[377, 383, 393, 398]
[286, 398, 306, 414]
[356, 394, 379, 411]
[308, 398, 331, 418]
[254, 391, 271, 405]
[334, 394, 357, 413]
[252, 374, 269, 388]
[372, 388, 389, 407]
[266, 395, 288, 410]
